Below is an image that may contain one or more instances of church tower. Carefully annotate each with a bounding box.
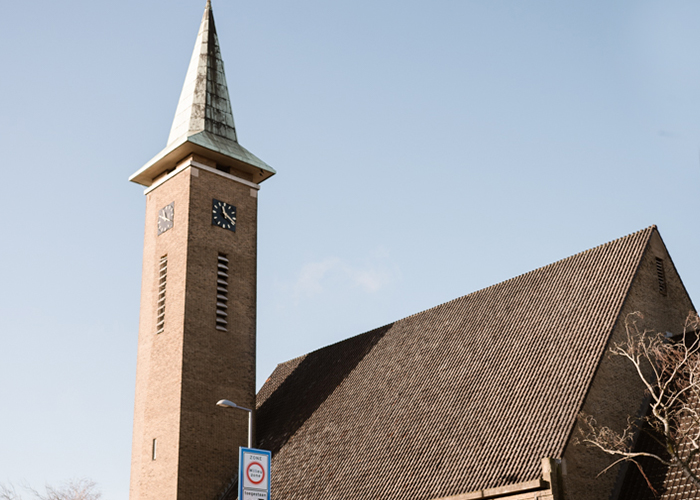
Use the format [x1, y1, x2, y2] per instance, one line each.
[128, 2, 275, 499]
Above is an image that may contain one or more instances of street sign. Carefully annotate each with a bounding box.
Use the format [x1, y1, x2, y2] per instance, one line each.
[238, 447, 271, 500]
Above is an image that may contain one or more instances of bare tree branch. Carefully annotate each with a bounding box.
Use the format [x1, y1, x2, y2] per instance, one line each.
[578, 312, 700, 493]
[0, 483, 21, 500]
[0, 480, 100, 500]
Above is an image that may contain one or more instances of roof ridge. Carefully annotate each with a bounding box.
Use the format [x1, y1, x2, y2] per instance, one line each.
[268, 226, 656, 369]
[395, 225, 656, 324]
[273, 323, 395, 366]
[272, 353, 306, 370]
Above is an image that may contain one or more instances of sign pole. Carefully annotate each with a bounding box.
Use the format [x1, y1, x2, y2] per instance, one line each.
[248, 410, 252, 448]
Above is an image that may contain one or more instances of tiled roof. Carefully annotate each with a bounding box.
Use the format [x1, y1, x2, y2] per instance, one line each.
[253, 227, 656, 500]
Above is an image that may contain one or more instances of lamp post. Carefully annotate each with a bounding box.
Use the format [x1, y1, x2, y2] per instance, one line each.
[216, 399, 253, 448]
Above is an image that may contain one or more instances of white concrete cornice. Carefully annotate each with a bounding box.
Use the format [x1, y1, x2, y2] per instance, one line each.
[143, 158, 260, 195]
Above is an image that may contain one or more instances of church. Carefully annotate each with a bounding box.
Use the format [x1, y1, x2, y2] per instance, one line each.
[126, 3, 697, 500]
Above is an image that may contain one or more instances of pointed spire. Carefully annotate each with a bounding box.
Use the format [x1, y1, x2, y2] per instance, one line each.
[167, 0, 237, 145]
[130, 0, 275, 187]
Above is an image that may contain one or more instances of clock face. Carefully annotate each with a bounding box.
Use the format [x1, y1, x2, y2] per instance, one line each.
[158, 202, 174, 235]
[212, 199, 236, 232]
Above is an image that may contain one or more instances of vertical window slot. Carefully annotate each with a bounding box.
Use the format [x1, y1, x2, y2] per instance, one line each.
[152, 438, 157, 460]
[216, 254, 229, 331]
[655, 257, 667, 296]
[156, 256, 167, 333]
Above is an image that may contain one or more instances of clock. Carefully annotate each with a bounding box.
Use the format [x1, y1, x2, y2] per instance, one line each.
[212, 199, 236, 232]
[158, 202, 174, 235]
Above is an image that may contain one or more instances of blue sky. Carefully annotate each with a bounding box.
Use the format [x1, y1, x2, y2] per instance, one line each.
[1, 1, 698, 498]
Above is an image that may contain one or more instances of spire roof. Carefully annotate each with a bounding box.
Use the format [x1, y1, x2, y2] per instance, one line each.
[167, 0, 237, 145]
[130, 0, 275, 187]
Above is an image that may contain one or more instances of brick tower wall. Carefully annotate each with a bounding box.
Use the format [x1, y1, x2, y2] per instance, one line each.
[178, 165, 258, 499]
[130, 161, 258, 500]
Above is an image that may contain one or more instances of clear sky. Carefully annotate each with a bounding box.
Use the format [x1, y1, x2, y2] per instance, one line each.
[0, 1, 698, 498]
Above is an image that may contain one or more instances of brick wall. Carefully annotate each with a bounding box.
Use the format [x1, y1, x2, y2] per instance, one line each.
[130, 158, 259, 500]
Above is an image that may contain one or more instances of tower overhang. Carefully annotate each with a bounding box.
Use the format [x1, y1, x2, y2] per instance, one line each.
[129, 131, 276, 187]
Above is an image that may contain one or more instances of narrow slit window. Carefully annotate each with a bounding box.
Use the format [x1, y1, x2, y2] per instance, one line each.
[152, 438, 157, 460]
[156, 256, 167, 333]
[655, 257, 667, 296]
[216, 254, 229, 331]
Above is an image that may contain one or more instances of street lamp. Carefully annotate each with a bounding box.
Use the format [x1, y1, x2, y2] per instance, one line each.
[216, 399, 252, 448]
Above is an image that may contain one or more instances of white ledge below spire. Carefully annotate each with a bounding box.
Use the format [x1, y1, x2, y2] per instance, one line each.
[143, 157, 261, 196]
[129, 129, 275, 186]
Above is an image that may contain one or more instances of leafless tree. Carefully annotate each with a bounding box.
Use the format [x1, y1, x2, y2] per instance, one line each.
[0, 484, 20, 500]
[0, 479, 100, 500]
[578, 311, 700, 494]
